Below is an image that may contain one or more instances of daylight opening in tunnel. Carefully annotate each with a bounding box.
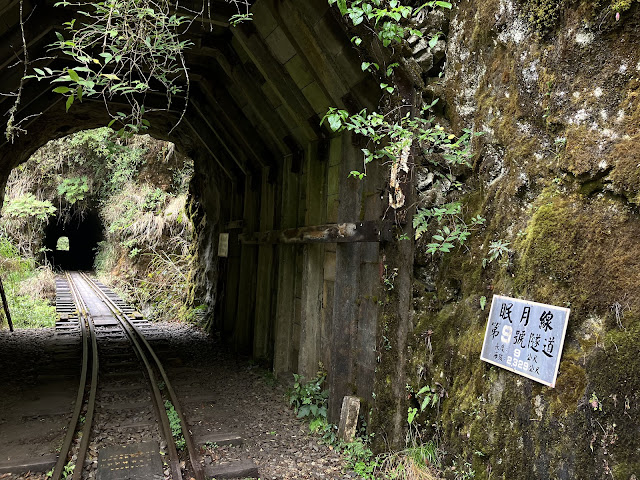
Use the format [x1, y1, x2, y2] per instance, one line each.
[44, 210, 104, 271]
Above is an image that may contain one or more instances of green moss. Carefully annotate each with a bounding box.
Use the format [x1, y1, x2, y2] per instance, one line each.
[583, 322, 640, 477]
[547, 357, 587, 416]
[610, 0, 640, 11]
[563, 126, 603, 178]
[521, 0, 566, 36]
[608, 134, 640, 204]
[514, 192, 640, 321]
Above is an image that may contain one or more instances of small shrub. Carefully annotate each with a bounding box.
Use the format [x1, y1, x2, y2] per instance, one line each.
[57, 176, 89, 204]
[164, 400, 185, 450]
[286, 371, 328, 420]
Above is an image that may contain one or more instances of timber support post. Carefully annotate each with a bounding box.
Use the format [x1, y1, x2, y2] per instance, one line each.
[0, 277, 13, 332]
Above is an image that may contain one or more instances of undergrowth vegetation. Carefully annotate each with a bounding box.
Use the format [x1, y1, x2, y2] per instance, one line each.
[0, 237, 56, 329]
[287, 372, 445, 479]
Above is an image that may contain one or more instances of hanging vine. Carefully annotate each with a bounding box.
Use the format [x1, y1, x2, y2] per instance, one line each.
[6, 0, 254, 140]
[324, 0, 486, 254]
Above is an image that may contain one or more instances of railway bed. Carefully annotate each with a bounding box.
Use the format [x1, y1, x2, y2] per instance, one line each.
[0, 272, 258, 480]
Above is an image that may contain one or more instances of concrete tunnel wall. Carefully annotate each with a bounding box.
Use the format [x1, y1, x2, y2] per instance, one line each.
[0, 0, 394, 425]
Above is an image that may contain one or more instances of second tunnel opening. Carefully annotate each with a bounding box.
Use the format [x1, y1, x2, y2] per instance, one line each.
[44, 209, 104, 271]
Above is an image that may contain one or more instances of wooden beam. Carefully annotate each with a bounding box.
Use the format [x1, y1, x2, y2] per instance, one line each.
[231, 24, 318, 141]
[188, 94, 251, 176]
[183, 116, 239, 181]
[195, 81, 274, 168]
[269, 0, 343, 107]
[225, 62, 290, 155]
[239, 221, 392, 245]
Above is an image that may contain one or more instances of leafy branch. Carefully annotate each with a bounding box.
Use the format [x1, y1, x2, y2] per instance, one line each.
[22, 0, 254, 135]
[330, 0, 452, 47]
[25, 0, 195, 135]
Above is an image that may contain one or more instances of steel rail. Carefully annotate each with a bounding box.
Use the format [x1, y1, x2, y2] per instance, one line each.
[51, 272, 90, 480]
[79, 272, 205, 480]
[78, 272, 187, 480]
[68, 272, 99, 480]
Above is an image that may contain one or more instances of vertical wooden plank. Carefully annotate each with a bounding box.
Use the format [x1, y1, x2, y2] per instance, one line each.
[298, 141, 327, 378]
[329, 132, 363, 422]
[253, 168, 276, 362]
[222, 184, 244, 337]
[356, 158, 384, 408]
[234, 175, 260, 354]
[274, 156, 301, 376]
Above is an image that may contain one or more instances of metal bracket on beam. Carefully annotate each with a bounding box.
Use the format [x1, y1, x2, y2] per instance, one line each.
[238, 221, 393, 245]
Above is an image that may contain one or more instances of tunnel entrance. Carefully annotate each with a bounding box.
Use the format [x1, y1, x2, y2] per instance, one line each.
[44, 209, 104, 271]
[0, 0, 397, 432]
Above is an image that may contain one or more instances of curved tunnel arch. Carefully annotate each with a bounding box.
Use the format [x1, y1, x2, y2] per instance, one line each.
[0, 0, 395, 425]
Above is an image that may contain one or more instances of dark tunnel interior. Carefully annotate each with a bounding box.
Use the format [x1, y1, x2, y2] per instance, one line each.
[44, 209, 104, 271]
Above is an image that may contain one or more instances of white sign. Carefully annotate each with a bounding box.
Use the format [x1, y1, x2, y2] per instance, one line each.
[218, 233, 229, 258]
[480, 295, 570, 387]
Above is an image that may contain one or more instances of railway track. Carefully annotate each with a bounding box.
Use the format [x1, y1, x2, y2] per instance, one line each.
[0, 272, 260, 480]
[51, 272, 205, 480]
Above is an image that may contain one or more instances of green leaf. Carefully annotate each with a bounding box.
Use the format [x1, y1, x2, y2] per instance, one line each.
[327, 114, 342, 132]
[67, 69, 80, 82]
[435, 1, 452, 8]
[336, 0, 348, 15]
[297, 405, 311, 418]
[33, 68, 45, 76]
[65, 93, 74, 112]
[99, 52, 113, 64]
[52, 86, 71, 94]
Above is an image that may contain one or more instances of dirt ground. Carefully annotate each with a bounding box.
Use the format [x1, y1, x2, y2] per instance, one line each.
[154, 323, 358, 480]
[0, 324, 359, 480]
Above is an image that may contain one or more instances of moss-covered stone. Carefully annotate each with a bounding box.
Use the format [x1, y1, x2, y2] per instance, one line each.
[407, 0, 640, 477]
[515, 192, 640, 322]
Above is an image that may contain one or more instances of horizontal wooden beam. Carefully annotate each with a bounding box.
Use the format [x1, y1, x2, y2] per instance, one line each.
[239, 221, 392, 245]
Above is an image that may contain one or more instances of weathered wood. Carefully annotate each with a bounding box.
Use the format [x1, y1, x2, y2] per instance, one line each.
[239, 220, 391, 245]
[0, 277, 13, 332]
[189, 96, 251, 176]
[225, 219, 244, 230]
[231, 23, 318, 141]
[183, 116, 239, 181]
[195, 83, 273, 168]
[273, 155, 301, 377]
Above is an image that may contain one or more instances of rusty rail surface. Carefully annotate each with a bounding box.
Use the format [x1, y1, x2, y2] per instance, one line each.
[79, 272, 205, 480]
[51, 272, 93, 480]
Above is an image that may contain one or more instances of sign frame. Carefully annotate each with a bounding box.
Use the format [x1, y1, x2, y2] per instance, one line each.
[218, 233, 229, 258]
[480, 294, 570, 388]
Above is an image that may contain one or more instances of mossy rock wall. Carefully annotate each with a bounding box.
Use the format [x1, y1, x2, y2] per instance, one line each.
[409, 1, 640, 478]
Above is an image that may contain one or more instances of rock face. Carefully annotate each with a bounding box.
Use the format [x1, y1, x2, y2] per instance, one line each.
[408, 1, 640, 478]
